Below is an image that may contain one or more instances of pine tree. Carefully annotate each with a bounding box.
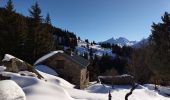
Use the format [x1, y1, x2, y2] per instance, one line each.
[15, 15, 28, 60]
[149, 12, 170, 85]
[29, 2, 42, 25]
[28, 2, 43, 62]
[1, 0, 17, 55]
[5, 0, 15, 12]
[45, 13, 51, 25]
[28, 2, 54, 63]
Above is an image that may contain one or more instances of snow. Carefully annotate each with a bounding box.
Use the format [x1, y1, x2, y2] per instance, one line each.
[35, 65, 58, 76]
[0, 66, 6, 72]
[100, 37, 138, 47]
[0, 80, 26, 100]
[0, 69, 74, 100]
[19, 71, 37, 77]
[144, 84, 170, 96]
[98, 74, 133, 79]
[35, 65, 74, 88]
[159, 86, 170, 95]
[2, 54, 23, 62]
[76, 41, 116, 58]
[0, 64, 170, 100]
[34, 50, 64, 65]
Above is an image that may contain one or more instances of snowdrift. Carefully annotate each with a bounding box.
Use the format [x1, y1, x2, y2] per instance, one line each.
[0, 80, 26, 100]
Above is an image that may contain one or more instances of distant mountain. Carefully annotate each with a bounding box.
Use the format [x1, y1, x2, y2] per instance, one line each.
[100, 37, 138, 47]
[132, 38, 149, 48]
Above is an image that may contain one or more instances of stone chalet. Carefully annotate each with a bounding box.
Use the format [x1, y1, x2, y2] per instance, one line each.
[34, 51, 90, 89]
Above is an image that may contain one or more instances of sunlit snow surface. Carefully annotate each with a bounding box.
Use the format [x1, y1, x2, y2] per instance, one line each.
[0, 65, 169, 100]
[0, 80, 26, 100]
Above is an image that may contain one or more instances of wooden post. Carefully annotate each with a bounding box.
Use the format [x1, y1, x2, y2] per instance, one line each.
[108, 90, 112, 100]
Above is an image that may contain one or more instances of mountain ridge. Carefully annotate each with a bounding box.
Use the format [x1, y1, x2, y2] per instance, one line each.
[100, 37, 138, 47]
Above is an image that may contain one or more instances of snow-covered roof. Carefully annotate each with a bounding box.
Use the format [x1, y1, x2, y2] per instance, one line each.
[34, 50, 64, 65]
[2, 54, 23, 62]
[34, 50, 90, 68]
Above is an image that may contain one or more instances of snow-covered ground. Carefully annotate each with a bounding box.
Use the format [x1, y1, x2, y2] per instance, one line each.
[0, 80, 26, 100]
[0, 65, 170, 100]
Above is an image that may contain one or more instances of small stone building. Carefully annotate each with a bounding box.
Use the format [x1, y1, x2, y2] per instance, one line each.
[35, 51, 90, 89]
[98, 74, 134, 85]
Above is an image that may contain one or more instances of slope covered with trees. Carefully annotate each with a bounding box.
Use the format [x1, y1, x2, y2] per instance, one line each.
[0, 0, 77, 64]
[127, 12, 170, 86]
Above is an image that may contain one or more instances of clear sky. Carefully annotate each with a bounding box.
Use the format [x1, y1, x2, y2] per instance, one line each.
[0, 0, 170, 42]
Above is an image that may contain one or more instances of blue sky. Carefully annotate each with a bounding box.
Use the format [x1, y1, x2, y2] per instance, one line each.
[0, 0, 170, 42]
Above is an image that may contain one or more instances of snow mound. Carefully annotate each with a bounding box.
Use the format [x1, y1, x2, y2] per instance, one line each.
[159, 86, 170, 95]
[144, 84, 170, 95]
[0, 80, 26, 100]
[35, 65, 58, 76]
[34, 50, 64, 65]
[0, 70, 74, 100]
[35, 65, 74, 88]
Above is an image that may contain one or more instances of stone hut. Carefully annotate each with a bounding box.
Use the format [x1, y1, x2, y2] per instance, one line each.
[34, 50, 90, 89]
[98, 74, 134, 85]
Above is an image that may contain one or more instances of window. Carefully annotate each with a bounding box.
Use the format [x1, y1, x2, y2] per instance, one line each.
[56, 60, 65, 69]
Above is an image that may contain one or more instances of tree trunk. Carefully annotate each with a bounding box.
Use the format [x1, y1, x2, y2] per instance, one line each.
[125, 84, 138, 100]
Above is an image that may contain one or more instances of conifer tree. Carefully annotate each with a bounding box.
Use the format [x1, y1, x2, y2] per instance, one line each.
[29, 2, 42, 25]
[149, 12, 170, 84]
[2, 0, 17, 55]
[15, 15, 28, 60]
[45, 13, 51, 25]
[28, 2, 54, 63]
[5, 0, 15, 12]
[28, 2, 43, 62]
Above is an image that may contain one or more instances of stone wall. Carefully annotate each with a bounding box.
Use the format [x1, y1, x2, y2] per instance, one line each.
[80, 68, 89, 89]
[99, 75, 134, 85]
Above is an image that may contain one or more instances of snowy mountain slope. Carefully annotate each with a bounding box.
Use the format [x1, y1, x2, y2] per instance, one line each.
[132, 38, 149, 48]
[76, 40, 116, 58]
[101, 37, 137, 47]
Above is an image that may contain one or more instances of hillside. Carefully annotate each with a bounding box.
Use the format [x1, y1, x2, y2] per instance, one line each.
[76, 40, 116, 58]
